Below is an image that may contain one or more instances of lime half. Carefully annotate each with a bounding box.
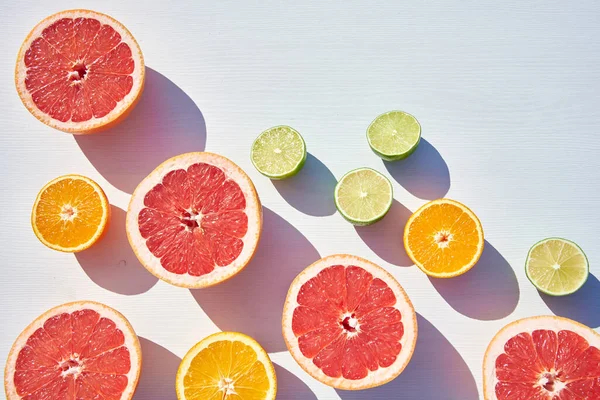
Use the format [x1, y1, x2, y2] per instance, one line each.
[367, 111, 421, 161]
[525, 238, 589, 296]
[251, 126, 307, 179]
[334, 168, 393, 225]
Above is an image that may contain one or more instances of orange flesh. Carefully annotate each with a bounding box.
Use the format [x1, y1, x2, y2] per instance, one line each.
[33, 178, 106, 249]
[183, 340, 270, 399]
[406, 202, 481, 274]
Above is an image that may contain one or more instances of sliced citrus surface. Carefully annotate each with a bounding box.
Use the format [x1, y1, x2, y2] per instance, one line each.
[31, 174, 109, 252]
[526, 238, 589, 296]
[403, 198, 484, 278]
[15, 9, 145, 133]
[176, 332, 276, 400]
[367, 111, 421, 161]
[126, 152, 262, 288]
[483, 316, 600, 400]
[282, 254, 417, 390]
[4, 301, 142, 400]
[334, 168, 393, 226]
[251, 125, 307, 179]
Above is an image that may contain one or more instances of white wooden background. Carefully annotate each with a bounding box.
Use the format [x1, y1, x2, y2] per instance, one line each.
[1, 1, 599, 399]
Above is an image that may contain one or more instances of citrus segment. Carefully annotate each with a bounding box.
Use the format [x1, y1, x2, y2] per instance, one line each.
[4, 301, 141, 400]
[483, 316, 600, 400]
[334, 168, 393, 225]
[251, 125, 307, 179]
[176, 332, 276, 400]
[526, 238, 589, 296]
[16, 9, 144, 133]
[126, 152, 262, 288]
[282, 255, 417, 390]
[31, 174, 109, 252]
[367, 111, 421, 161]
[403, 198, 484, 278]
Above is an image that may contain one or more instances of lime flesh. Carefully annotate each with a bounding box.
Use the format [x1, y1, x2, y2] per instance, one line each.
[367, 111, 421, 161]
[334, 168, 393, 226]
[526, 238, 589, 296]
[251, 126, 307, 179]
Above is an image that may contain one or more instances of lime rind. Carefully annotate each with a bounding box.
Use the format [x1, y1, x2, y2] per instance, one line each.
[334, 168, 393, 226]
[525, 237, 589, 296]
[367, 111, 421, 162]
[251, 125, 307, 180]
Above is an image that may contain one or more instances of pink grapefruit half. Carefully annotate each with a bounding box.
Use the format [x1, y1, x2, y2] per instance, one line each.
[483, 315, 600, 399]
[282, 254, 418, 390]
[15, 9, 144, 133]
[4, 301, 141, 400]
[126, 152, 262, 288]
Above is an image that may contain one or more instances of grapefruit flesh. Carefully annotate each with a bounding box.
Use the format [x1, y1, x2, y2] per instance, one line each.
[483, 316, 600, 400]
[282, 255, 417, 390]
[127, 152, 262, 288]
[4, 301, 141, 400]
[15, 10, 144, 133]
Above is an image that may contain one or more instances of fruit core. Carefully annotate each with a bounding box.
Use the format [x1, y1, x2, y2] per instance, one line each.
[69, 62, 88, 81]
[59, 357, 82, 377]
[341, 313, 359, 333]
[434, 231, 452, 248]
[61, 205, 77, 220]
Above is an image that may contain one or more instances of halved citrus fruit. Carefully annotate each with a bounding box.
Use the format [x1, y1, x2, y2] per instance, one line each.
[483, 315, 600, 400]
[403, 198, 484, 278]
[15, 9, 144, 133]
[31, 174, 110, 252]
[176, 332, 276, 400]
[282, 254, 417, 390]
[126, 152, 262, 288]
[4, 301, 142, 400]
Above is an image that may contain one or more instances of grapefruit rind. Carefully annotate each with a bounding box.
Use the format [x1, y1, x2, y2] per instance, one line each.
[482, 315, 600, 400]
[282, 254, 418, 390]
[403, 198, 484, 278]
[31, 174, 110, 253]
[175, 331, 277, 400]
[4, 300, 142, 400]
[126, 152, 262, 289]
[15, 9, 145, 134]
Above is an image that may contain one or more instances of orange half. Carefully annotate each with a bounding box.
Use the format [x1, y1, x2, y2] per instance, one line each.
[31, 174, 109, 252]
[403, 198, 484, 278]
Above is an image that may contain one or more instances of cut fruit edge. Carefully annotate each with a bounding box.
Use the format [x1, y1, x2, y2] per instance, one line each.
[366, 111, 421, 160]
[126, 152, 263, 288]
[403, 198, 484, 278]
[4, 300, 142, 400]
[482, 315, 600, 400]
[282, 254, 418, 390]
[525, 237, 589, 296]
[334, 168, 393, 225]
[175, 331, 277, 400]
[251, 125, 307, 179]
[31, 174, 110, 253]
[15, 9, 145, 134]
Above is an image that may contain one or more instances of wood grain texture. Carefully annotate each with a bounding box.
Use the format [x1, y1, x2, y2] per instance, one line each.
[1, 1, 599, 399]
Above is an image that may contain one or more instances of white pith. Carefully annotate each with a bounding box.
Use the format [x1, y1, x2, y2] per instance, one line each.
[15, 9, 145, 133]
[175, 332, 276, 400]
[282, 254, 418, 390]
[482, 315, 600, 400]
[4, 301, 142, 400]
[126, 152, 262, 289]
